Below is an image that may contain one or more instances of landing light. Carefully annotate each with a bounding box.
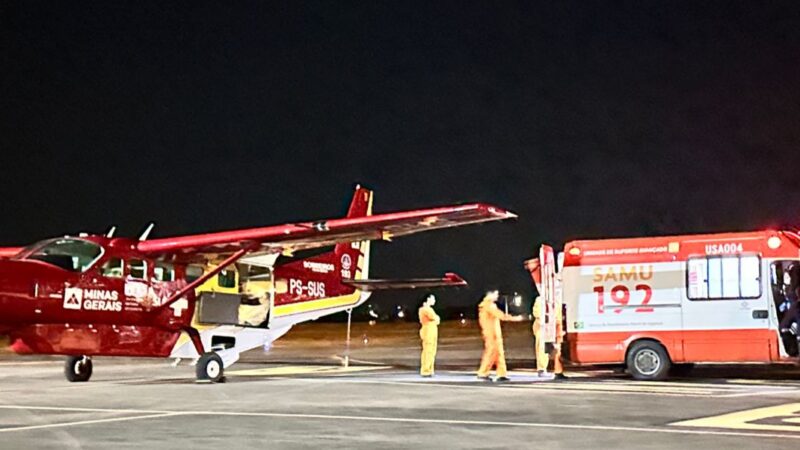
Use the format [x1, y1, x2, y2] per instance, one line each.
[768, 236, 782, 249]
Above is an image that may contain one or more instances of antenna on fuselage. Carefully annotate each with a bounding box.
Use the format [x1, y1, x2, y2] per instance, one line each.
[105, 226, 117, 238]
[138, 222, 155, 241]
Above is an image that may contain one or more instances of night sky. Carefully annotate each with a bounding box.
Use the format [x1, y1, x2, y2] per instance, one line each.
[2, 2, 800, 313]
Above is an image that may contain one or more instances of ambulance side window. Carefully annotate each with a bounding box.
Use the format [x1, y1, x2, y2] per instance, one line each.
[687, 254, 761, 300]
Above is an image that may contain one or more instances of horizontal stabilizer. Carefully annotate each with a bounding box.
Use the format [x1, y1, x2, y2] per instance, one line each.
[341, 272, 467, 291]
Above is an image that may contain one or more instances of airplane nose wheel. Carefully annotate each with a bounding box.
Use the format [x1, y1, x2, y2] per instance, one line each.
[64, 355, 93, 382]
[196, 352, 224, 383]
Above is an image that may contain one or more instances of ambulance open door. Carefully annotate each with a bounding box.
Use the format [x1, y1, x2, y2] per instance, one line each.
[525, 245, 559, 347]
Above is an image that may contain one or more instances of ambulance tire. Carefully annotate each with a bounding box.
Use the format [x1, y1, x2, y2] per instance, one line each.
[196, 352, 224, 383]
[64, 356, 92, 382]
[626, 341, 671, 381]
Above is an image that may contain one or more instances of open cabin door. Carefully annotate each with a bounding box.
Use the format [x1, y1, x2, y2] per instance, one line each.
[195, 264, 275, 328]
[238, 265, 275, 328]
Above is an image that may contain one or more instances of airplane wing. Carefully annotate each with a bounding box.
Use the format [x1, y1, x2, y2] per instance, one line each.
[137, 203, 515, 261]
[341, 272, 468, 291]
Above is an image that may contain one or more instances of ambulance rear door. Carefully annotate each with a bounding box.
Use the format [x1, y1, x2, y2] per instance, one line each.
[539, 245, 558, 344]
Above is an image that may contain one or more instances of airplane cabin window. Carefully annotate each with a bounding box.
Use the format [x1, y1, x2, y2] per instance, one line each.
[154, 262, 175, 282]
[186, 265, 204, 282]
[218, 269, 237, 288]
[129, 259, 147, 279]
[102, 258, 124, 278]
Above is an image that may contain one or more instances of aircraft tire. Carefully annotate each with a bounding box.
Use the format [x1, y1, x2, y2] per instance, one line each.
[64, 356, 93, 382]
[196, 352, 224, 383]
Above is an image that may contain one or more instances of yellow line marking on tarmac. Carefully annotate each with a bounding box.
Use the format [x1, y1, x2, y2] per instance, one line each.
[2, 404, 800, 440]
[673, 403, 800, 432]
[0, 412, 179, 433]
[227, 365, 390, 377]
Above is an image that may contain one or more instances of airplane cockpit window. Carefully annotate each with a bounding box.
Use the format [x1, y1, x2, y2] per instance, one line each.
[154, 262, 175, 282]
[129, 259, 147, 279]
[22, 239, 103, 272]
[102, 258, 124, 278]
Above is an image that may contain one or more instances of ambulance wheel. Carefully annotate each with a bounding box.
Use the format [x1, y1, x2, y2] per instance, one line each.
[196, 353, 224, 383]
[64, 356, 92, 382]
[627, 341, 671, 381]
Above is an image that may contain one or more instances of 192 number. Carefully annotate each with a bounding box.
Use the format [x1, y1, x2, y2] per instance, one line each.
[593, 284, 653, 314]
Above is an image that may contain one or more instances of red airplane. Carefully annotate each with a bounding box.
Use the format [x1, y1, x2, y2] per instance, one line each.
[0, 186, 515, 383]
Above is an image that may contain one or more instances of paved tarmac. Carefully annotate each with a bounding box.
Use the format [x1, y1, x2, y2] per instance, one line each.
[3, 357, 800, 449]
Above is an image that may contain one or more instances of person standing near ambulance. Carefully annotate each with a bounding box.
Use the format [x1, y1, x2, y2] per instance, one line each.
[533, 295, 566, 379]
[477, 289, 523, 382]
[418, 294, 441, 377]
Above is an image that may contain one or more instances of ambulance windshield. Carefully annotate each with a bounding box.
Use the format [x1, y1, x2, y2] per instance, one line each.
[21, 238, 103, 272]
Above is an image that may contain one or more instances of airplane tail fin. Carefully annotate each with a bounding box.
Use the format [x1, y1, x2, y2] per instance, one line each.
[334, 186, 373, 281]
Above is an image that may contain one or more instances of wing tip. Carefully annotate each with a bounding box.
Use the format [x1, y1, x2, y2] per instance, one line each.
[444, 272, 468, 285]
[476, 203, 518, 220]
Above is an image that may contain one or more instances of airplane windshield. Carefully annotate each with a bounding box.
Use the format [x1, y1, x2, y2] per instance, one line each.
[21, 238, 103, 272]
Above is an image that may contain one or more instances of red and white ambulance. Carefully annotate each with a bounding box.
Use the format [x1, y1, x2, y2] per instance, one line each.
[530, 230, 800, 380]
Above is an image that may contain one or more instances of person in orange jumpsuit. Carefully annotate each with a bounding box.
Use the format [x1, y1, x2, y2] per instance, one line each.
[418, 294, 441, 377]
[477, 289, 523, 382]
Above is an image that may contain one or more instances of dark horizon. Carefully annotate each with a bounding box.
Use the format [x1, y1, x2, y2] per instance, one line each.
[3, 2, 800, 312]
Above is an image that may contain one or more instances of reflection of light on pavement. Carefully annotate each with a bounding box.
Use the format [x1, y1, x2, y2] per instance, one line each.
[263, 342, 272, 351]
[362, 334, 369, 345]
[368, 320, 376, 326]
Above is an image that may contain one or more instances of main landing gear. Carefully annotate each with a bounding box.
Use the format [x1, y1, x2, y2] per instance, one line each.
[65, 355, 93, 382]
[196, 352, 225, 383]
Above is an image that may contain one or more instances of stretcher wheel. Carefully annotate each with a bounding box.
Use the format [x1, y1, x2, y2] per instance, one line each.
[64, 356, 93, 382]
[196, 352, 224, 383]
[626, 341, 670, 381]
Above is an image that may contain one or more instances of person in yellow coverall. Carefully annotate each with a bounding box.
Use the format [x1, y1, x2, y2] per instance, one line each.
[418, 294, 441, 377]
[533, 296, 566, 379]
[477, 289, 523, 382]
